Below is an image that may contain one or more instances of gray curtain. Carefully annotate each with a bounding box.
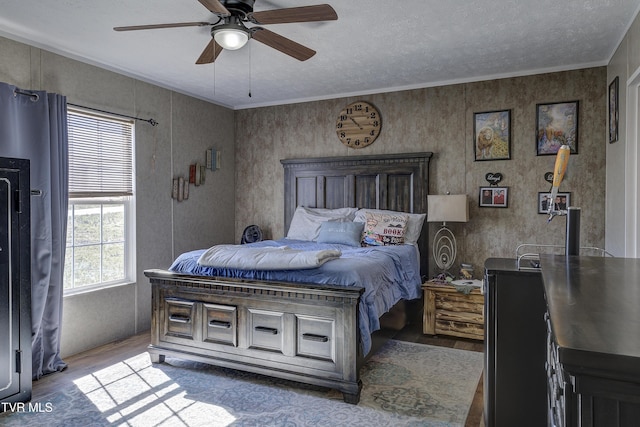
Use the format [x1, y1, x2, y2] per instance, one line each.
[0, 82, 68, 379]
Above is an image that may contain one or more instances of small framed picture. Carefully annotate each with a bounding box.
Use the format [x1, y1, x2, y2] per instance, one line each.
[479, 187, 509, 208]
[609, 76, 619, 143]
[536, 101, 579, 155]
[474, 109, 511, 161]
[538, 192, 571, 214]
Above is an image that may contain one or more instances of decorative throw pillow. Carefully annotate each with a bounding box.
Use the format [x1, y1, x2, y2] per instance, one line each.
[361, 211, 408, 246]
[354, 209, 425, 245]
[317, 221, 365, 247]
[286, 206, 358, 241]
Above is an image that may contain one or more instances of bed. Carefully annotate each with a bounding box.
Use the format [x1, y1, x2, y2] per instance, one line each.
[144, 152, 432, 404]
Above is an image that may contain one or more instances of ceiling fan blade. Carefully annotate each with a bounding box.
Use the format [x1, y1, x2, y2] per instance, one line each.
[196, 39, 223, 64]
[250, 4, 337, 24]
[197, 0, 230, 16]
[114, 22, 211, 31]
[251, 28, 315, 61]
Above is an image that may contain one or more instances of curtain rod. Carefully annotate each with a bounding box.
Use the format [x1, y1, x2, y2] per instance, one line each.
[13, 89, 158, 126]
[68, 103, 158, 126]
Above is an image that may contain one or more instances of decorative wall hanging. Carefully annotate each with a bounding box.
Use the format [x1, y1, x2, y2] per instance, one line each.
[473, 109, 511, 161]
[206, 148, 221, 170]
[536, 101, 579, 155]
[485, 172, 503, 186]
[479, 187, 509, 208]
[172, 176, 189, 202]
[609, 76, 619, 143]
[538, 192, 570, 214]
[336, 101, 382, 149]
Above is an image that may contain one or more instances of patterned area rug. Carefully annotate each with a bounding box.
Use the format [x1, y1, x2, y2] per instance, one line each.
[0, 340, 483, 427]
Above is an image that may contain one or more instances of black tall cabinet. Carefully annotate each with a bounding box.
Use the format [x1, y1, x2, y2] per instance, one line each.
[484, 258, 548, 427]
[0, 157, 32, 407]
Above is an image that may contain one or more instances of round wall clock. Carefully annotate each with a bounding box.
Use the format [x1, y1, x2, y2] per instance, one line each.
[336, 101, 382, 149]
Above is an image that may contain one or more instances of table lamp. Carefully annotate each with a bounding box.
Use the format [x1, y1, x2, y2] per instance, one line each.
[427, 194, 469, 275]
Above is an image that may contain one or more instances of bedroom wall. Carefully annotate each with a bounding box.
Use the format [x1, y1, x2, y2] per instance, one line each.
[606, 11, 640, 257]
[0, 35, 236, 357]
[235, 68, 607, 278]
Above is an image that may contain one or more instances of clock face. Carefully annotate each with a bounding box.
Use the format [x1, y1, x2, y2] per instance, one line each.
[336, 101, 382, 149]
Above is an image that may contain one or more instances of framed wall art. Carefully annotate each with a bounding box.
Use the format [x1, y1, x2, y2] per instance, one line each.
[609, 76, 619, 143]
[538, 192, 571, 214]
[479, 186, 509, 208]
[536, 101, 579, 155]
[474, 109, 511, 161]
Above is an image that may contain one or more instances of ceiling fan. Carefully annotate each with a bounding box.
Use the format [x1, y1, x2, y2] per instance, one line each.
[114, 0, 337, 64]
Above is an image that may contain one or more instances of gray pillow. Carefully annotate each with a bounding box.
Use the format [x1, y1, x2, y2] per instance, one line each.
[316, 221, 365, 247]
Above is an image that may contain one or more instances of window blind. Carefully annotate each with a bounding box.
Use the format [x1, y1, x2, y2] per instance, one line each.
[67, 109, 134, 197]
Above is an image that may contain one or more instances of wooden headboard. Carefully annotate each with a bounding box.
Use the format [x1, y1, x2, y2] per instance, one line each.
[280, 152, 433, 276]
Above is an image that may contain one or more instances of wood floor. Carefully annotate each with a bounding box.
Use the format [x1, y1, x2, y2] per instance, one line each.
[31, 319, 484, 427]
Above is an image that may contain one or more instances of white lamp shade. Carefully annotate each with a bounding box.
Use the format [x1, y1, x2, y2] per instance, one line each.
[427, 194, 469, 223]
[214, 29, 249, 50]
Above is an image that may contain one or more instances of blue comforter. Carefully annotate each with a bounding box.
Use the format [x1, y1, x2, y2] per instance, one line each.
[169, 238, 422, 355]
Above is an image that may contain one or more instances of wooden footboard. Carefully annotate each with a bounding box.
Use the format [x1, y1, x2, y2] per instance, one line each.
[145, 269, 365, 404]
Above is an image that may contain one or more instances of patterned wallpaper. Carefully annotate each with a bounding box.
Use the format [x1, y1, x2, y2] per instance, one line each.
[235, 68, 606, 278]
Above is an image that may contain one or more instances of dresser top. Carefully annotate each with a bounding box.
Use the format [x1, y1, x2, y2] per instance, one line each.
[540, 254, 640, 376]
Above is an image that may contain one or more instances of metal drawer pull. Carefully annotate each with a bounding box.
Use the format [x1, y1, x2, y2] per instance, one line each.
[302, 333, 329, 342]
[255, 326, 278, 335]
[169, 314, 191, 323]
[209, 320, 231, 329]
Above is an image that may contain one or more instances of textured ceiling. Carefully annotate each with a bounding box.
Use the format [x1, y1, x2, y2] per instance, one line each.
[0, 0, 638, 110]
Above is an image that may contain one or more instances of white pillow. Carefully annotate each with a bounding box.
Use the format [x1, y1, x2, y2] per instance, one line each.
[287, 206, 358, 241]
[354, 208, 426, 245]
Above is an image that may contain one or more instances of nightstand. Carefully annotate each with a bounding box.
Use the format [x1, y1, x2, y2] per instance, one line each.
[422, 280, 484, 341]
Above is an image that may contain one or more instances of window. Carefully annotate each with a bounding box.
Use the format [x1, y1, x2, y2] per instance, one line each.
[64, 109, 135, 293]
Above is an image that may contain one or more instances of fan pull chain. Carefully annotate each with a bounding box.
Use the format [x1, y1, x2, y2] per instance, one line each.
[248, 43, 252, 98]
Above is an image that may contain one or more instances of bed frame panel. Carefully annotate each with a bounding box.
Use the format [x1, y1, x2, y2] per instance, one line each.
[145, 152, 432, 404]
[282, 152, 432, 275]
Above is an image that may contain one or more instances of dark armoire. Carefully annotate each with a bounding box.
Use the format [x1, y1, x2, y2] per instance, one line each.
[0, 157, 32, 408]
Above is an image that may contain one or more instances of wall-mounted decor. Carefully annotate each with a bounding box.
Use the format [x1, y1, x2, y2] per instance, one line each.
[609, 76, 619, 143]
[485, 172, 503, 186]
[177, 177, 185, 201]
[336, 101, 382, 149]
[479, 186, 509, 208]
[207, 149, 221, 170]
[473, 110, 511, 161]
[189, 163, 208, 186]
[536, 101, 579, 155]
[543, 171, 554, 184]
[171, 176, 189, 202]
[538, 191, 570, 214]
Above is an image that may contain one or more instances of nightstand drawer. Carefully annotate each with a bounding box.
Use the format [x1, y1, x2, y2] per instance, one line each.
[422, 281, 484, 341]
[434, 293, 483, 315]
[435, 319, 484, 340]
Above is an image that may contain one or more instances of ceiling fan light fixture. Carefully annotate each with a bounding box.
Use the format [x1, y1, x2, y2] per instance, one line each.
[213, 26, 249, 50]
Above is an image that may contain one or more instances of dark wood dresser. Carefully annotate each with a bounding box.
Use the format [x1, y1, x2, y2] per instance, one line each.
[540, 255, 640, 427]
